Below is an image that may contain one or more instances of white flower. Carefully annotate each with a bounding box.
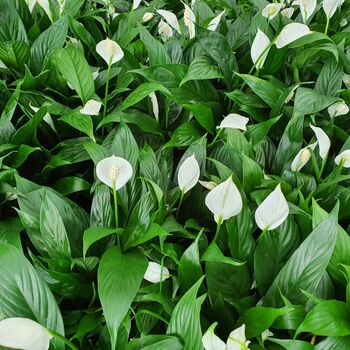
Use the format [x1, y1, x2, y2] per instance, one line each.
[227, 325, 251, 350]
[275, 23, 311, 48]
[299, 0, 316, 22]
[158, 20, 173, 41]
[142, 12, 154, 22]
[149, 92, 159, 121]
[0, 317, 53, 350]
[144, 262, 170, 283]
[261, 329, 273, 342]
[0, 60, 6, 69]
[203, 323, 250, 350]
[178, 155, 200, 193]
[340, 18, 348, 27]
[25, 0, 36, 12]
[217, 114, 249, 131]
[343, 74, 350, 88]
[133, 0, 141, 10]
[310, 125, 331, 160]
[323, 0, 345, 19]
[183, 2, 196, 39]
[92, 68, 99, 80]
[156, 9, 181, 33]
[96, 155, 133, 190]
[251, 29, 271, 70]
[335, 150, 350, 168]
[291, 142, 317, 172]
[254, 184, 289, 231]
[96, 38, 124, 65]
[262, 3, 283, 19]
[207, 10, 225, 31]
[80, 100, 102, 115]
[281, 7, 295, 17]
[36, 0, 53, 21]
[205, 176, 243, 223]
[327, 101, 349, 117]
[199, 180, 217, 190]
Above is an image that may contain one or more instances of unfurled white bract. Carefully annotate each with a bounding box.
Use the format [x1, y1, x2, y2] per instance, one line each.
[207, 10, 225, 31]
[217, 114, 249, 131]
[156, 9, 181, 33]
[133, 0, 141, 10]
[205, 176, 243, 223]
[323, 0, 344, 19]
[251, 29, 271, 70]
[96, 155, 133, 189]
[335, 150, 350, 168]
[203, 323, 250, 350]
[262, 3, 283, 19]
[291, 142, 317, 172]
[144, 262, 170, 283]
[80, 100, 102, 115]
[310, 125, 331, 160]
[327, 101, 349, 117]
[255, 184, 289, 231]
[183, 2, 196, 39]
[0, 317, 53, 350]
[177, 155, 200, 193]
[275, 23, 311, 48]
[299, 0, 316, 23]
[96, 38, 124, 65]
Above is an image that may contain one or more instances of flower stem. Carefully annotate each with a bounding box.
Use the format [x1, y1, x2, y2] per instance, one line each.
[103, 61, 112, 118]
[49, 330, 79, 350]
[176, 189, 185, 219]
[258, 226, 269, 242]
[208, 128, 223, 148]
[310, 335, 316, 345]
[310, 150, 321, 181]
[113, 180, 120, 246]
[324, 17, 330, 35]
[214, 216, 223, 241]
[127, 7, 134, 45]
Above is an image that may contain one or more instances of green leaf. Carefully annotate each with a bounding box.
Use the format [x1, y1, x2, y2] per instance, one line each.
[55, 46, 95, 103]
[98, 247, 148, 350]
[167, 277, 206, 350]
[119, 83, 169, 111]
[40, 191, 72, 259]
[238, 306, 289, 338]
[164, 122, 202, 148]
[60, 110, 96, 142]
[127, 335, 183, 350]
[297, 300, 350, 337]
[180, 55, 224, 86]
[0, 41, 29, 73]
[30, 17, 68, 74]
[246, 115, 282, 146]
[0, 244, 64, 348]
[181, 103, 215, 134]
[0, 217, 22, 249]
[202, 241, 245, 266]
[269, 338, 315, 350]
[263, 204, 339, 307]
[0, 0, 27, 41]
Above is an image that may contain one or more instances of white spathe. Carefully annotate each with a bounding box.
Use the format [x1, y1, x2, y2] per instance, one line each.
[310, 125, 331, 160]
[203, 323, 250, 350]
[299, 0, 316, 23]
[144, 262, 170, 283]
[30, 103, 56, 132]
[327, 101, 349, 117]
[323, 0, 344, 19]
[275, 23, 311, 48]
[251, 29, 271, 70]
[178, 155, 200, 193]
[254, 184, 289, 231]
[281, 7, 295, 17]
[205, 176, 243, 223]
[96, 155, 133, 190]
[142, 12, 154, 22]
[199, 180, 217, 190]
[262, 3, 283, 19]
[335, 150, 350, 168]
[207, 10, 225, 31]
[343, 73, 350, 88]
[158, 20, 174, 41]
[291, 142, 317, 172]
[0, 317, 53, 350]
[183, 2, 196, 39]
[156, 9, 181, 33]
[133, 0, 141, 10]
[149, 92, 159, 121]
[217, 114, 249, 131]
[96, 38, 124, 65]
[36, 0, 52, 21]
[80, 100, 102, 115]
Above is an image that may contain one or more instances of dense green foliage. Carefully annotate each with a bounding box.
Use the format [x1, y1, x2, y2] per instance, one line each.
[1, 0, 350, 349]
